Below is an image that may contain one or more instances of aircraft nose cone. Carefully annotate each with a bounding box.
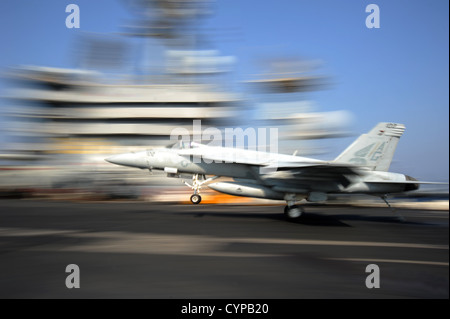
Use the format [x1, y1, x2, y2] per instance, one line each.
[105, 153, 137, 167]
[106, 152, 148, 169]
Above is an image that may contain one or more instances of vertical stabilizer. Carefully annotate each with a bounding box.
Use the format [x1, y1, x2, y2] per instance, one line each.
[334, 123, 405, 171]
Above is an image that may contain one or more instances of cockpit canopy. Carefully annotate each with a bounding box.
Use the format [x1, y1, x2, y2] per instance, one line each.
[165, 141, 203, 149]
[166, 141, 188, 149]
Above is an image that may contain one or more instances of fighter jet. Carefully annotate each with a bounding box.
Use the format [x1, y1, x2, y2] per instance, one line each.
[106, 122, 439, 220]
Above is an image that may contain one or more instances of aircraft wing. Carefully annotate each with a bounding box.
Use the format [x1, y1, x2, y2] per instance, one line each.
[177, 146, 365, 191]
[177, 147, 321, 167]
[178, 148, 267, 165]
[261, 164, 361, 189]
[177, 147, 363, 175]
[274, 162, 361, 173]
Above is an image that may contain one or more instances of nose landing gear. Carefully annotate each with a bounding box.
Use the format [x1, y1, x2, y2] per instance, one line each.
[183, 174, 218, 204]
[190, 194, 202, 204]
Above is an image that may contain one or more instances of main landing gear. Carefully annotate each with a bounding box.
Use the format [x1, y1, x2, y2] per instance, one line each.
[284, 194, 305, 220]
[284, 205, 304, 219]
[183, 174, 218, 205]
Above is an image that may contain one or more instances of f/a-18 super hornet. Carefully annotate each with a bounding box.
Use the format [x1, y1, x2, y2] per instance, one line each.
[106, 122, 439, 220]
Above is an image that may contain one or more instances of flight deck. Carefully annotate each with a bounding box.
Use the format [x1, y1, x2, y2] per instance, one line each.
[0, 200, 447, 299]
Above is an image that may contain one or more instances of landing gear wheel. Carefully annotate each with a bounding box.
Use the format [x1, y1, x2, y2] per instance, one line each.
[284, 205, 303, 220]
[190, 194, 202, 204]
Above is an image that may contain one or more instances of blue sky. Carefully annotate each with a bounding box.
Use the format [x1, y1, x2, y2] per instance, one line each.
[0, 0, 448, 181]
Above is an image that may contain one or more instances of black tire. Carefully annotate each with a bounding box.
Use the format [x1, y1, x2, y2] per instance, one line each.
[284, 205, 303, 219]
[190, 194, 202, 204]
